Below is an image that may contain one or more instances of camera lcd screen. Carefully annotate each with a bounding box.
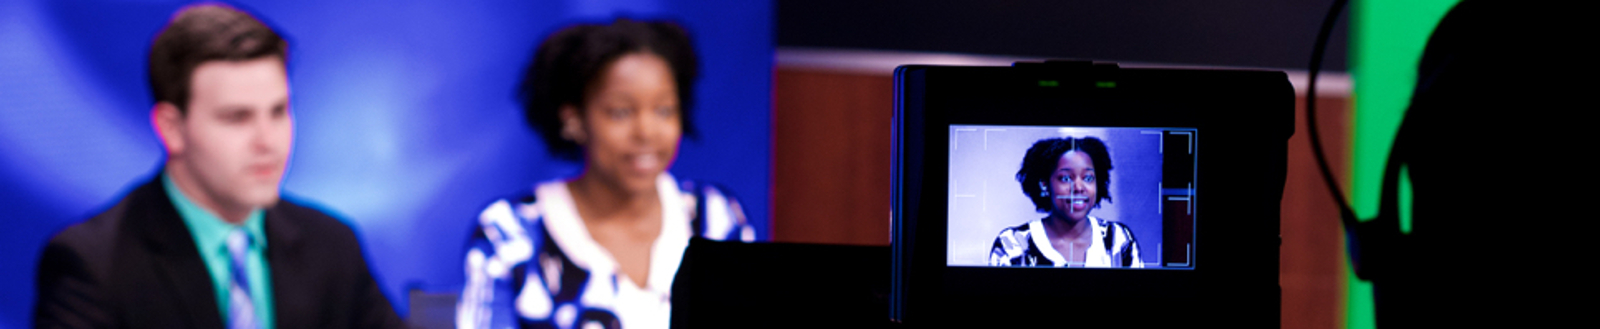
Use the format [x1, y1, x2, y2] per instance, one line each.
[946, 125, 1196, 270]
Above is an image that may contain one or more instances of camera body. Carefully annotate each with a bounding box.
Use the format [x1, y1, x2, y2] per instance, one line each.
[891, 61, 1290, 327]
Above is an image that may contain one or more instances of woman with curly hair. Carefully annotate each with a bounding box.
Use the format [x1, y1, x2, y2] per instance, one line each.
[990, 136, 1142, 268]
[457, 18, 754, 329]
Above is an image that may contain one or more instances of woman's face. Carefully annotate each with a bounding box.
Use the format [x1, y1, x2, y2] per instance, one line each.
[565, 52, 682, 195]
[1049, 150, 1098, 221]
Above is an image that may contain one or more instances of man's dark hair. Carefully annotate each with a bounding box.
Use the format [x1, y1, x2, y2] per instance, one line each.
[1016, 137, 1114, 213]
[519, 18, 700, 161]
[148, 3, 286, 114]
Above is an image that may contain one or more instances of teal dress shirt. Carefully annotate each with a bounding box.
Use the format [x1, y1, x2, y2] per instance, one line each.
[164, 175, 276, 329]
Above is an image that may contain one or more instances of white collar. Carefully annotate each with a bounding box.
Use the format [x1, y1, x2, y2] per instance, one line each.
[535, 173, 690, 291]
[1028, 216, 1107, 267]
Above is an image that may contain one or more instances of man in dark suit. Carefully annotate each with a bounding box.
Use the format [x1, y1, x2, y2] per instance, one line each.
[33, 4, 403, 329]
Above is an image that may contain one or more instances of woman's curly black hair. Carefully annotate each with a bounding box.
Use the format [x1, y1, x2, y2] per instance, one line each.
[1016, 137, 1113, 213]
[519, 18, 699, 160]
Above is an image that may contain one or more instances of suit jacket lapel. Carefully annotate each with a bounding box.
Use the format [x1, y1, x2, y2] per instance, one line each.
[132, 179, 226, 329]
[265, 200, 310, 329]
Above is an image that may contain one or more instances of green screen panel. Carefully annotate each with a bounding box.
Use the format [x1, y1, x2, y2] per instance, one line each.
[1349, 0, 1459, 328]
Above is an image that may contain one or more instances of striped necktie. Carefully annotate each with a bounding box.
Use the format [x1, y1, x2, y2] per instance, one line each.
[226, 228, 259, 329]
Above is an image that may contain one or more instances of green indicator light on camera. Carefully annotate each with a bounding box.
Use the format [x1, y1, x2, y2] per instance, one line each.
[1039, 80, 1059, 87]
[1096, 81, 1116, 88]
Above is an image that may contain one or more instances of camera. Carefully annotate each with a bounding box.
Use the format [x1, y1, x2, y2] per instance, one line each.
[892, 61, 1290, 326]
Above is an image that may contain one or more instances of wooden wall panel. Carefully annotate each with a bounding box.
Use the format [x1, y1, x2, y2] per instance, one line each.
[772, 69, 894, 246]
[1281, 96, 1350, 329]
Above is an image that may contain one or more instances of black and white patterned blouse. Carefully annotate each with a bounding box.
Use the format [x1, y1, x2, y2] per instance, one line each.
[989, 217, 1143, 268]
[457, 174, 755, 329]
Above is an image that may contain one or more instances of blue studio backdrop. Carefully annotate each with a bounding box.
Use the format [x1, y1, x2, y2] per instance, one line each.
[0, 0, 773, 327]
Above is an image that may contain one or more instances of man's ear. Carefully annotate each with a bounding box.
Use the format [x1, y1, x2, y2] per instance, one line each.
[558, 104, 586, 145]
[152, 102, 184, 156]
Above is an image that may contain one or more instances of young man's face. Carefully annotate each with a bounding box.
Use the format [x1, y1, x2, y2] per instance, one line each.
[161, 56, 292, 213]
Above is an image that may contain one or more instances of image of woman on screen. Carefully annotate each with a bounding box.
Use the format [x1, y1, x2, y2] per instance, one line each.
[989, 137, 1143, 268]
[456, 19, 756, 329]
